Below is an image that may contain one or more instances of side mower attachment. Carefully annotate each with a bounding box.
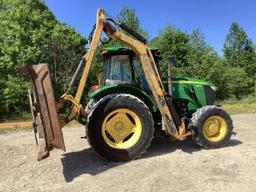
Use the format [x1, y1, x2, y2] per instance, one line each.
[18, 64, 65, 161]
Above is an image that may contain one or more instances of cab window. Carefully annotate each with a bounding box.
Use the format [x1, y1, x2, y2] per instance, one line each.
[104, 55, 132, 83]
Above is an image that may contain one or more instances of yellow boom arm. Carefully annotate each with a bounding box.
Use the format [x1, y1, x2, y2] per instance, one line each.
[61, 9, 188, 139]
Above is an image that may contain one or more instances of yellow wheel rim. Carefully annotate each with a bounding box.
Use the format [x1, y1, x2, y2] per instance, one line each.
[203, 116, 228, 142]
[102, 108, 142, 149]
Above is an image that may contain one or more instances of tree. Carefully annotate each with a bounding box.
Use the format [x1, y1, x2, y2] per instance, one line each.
[103, 6, 148, 48]
[186, 29, 219, 79]
[225, 67, 253, 99]
[150, 24, 190, 76]
[46, 23, 86, 97]
[223, 22, 255, 97]
[189, 29, 207, 50]
[117, 6, 148, 37]
[223, 22, 256, 77]
[0, 0, 86, 116]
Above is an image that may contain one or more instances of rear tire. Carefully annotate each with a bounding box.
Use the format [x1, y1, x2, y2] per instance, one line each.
[86, 94, 154, 161]
[191, 105, 233, 149]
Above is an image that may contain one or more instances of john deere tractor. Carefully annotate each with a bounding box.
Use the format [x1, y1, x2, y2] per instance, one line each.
[19, 9, 233, 162]
[84, 46, 233, 161]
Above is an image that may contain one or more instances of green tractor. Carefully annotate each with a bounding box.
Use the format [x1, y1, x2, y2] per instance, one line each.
[85, 46, 233, 161]
[19, 9, 233, 162]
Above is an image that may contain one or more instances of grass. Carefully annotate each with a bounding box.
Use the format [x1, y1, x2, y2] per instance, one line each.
[0, 126, 31, 135]
[218, 96, 256, 114]
[222, 102, 256, 114]
[0, 112, 32, 123]
[0, 120, 82, 135]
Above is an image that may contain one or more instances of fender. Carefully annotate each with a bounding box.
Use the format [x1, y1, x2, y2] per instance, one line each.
[89, 83, 158, 113]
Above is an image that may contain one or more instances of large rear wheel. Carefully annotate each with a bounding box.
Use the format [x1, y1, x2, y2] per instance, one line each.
[86, 94, 154, 161]
[191, 105, 233, 148]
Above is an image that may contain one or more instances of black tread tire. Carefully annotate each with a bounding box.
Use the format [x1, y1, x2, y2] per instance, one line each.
[86, 94, 154, 161]
[191, 105, 233, 149]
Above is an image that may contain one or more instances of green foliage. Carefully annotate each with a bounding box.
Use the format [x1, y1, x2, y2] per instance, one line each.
[150, 24, 190, 76]
[208, 62, 252, 100]
[46, 23, 86, 97]
[224, 67, 253, 99]
[185, 29, 219, 78]
[103, 6, 148, 47]
[117, 6, 148, 37]
[2, 76, 31, 113]
[0, 0, 86, 116]
[223, 22, 256, 98]
[1, 2, 255, 117]
[151, 23, 255, 100]
[223, 22, 256, 77]
[151, 26, 222, 95]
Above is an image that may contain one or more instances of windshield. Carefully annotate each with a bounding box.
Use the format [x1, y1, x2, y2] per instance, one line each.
[104, 55, 132, 84]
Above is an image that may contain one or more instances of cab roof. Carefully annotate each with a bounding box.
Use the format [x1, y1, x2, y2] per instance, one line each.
[100, 46, 159, 55]
[97, 46, 161, 61]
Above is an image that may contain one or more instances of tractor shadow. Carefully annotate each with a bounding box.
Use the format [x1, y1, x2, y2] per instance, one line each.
[144, 134, 242, 158]
[61, 135, 242, 182]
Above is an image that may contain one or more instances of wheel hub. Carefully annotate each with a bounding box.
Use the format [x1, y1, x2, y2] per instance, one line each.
[102, 109, 142, 149]
[203, 116, 228, 142]
[114, 121, 125, 133]
[207, 122, 219, 136]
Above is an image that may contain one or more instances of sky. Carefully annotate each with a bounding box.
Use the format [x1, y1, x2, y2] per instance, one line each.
[44, 0, 256, 55]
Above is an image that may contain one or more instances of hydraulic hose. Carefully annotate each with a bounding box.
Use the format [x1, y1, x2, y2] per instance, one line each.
[118, 22, 148, 44]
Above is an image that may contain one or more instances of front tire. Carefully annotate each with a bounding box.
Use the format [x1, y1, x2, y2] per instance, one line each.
[191, 105, 233, 149]
[86, 94, 154, 161]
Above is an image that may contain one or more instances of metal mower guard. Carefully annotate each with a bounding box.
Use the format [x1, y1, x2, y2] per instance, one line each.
[18, 64, 65, 161]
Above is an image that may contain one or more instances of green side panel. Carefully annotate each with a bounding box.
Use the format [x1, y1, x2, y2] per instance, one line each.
[89, 84, 157, 113]
[163, 77, 213, 111]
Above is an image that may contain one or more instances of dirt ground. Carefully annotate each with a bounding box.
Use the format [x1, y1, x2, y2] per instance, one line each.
[0, 114, 255, 192]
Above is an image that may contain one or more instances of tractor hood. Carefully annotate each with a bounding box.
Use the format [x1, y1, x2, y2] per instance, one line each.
[171, 77, 216, 90]
[166, 77, 216, 110]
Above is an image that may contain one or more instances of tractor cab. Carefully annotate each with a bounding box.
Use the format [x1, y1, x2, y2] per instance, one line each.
[98, 46, 161, 91]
